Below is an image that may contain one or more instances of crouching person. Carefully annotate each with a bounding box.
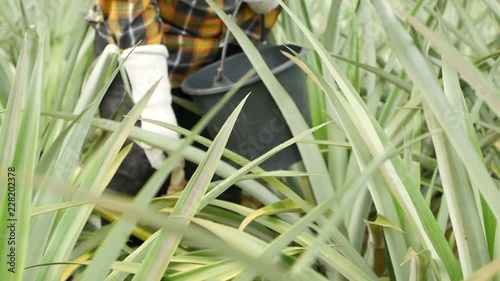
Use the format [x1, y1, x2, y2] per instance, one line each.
[86, 0, 281, 202]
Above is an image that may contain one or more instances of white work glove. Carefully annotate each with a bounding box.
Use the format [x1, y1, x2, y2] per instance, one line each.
[120, 44, 179, 169]
[244, 0, 280, 14]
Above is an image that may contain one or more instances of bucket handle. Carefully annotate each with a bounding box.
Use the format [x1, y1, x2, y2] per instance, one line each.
[214, 0, 244, 85]
[214, 1, 267, 85]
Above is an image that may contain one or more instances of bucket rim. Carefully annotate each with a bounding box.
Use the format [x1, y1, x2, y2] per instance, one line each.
[181, 44, 307, 96]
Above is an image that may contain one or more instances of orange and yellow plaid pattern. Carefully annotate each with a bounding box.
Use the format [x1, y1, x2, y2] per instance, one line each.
[86, 0, 281, 87]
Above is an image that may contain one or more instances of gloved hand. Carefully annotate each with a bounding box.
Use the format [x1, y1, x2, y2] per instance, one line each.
[120, 44, 179, 169]
[244, 0, 280, 14]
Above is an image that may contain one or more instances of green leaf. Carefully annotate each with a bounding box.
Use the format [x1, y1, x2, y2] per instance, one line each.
[0, 28, 40, 281]
[239, 200, 303, 231]
[132, 95, 250, 281]
[462, 260, 500, 281]
[365, 215, 404, 232]
[401, 248, 432, 281]
[419, 15, 490, 277]
[277, 5, 412, 280]
[27, 43, 121, 281]
[381, 1, 500, 127]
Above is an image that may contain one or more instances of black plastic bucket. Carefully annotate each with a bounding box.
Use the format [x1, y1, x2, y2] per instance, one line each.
[181, 44, 309, 170]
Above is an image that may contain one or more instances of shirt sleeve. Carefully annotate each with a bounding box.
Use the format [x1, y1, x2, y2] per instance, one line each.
[86, 0, 163, 50]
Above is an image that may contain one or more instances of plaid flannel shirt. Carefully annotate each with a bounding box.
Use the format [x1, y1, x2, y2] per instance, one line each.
[86, 0, 281, 87]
